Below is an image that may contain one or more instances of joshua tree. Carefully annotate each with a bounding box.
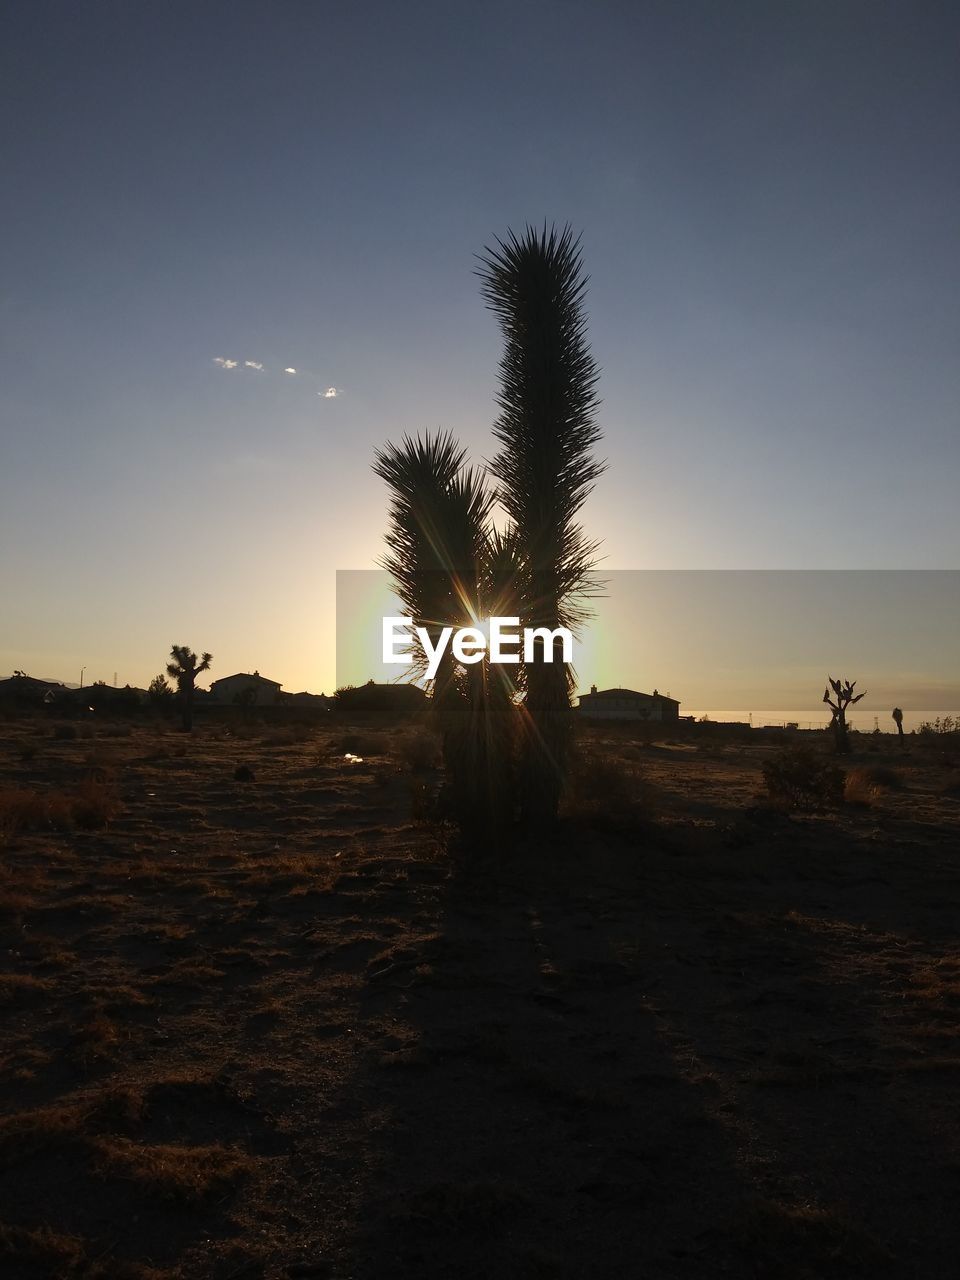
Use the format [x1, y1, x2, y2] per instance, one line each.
[823, 676, 864, 755]
[166, 645, 212, 731]
[892, 706, 904, 747]
[372, 225, 604, 833]
[373, 431, 507, 829]
[478, 224, 604, 823]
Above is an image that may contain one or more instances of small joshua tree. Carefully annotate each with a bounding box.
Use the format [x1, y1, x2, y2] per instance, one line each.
[166, 645, 212, 732]
[892, 706, 904, 748]
[823, 676, 865, 755]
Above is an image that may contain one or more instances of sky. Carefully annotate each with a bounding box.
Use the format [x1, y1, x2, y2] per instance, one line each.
[1, 1, 958, 716]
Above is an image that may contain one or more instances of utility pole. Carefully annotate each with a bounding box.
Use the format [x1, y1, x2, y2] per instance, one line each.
[80, 666, 86, 689]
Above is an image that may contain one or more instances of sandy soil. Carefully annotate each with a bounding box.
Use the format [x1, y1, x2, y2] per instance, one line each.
[1, 715, 959, 1279]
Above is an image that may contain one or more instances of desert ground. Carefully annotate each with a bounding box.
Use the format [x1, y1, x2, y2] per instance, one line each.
[1, 712, 960, 1279]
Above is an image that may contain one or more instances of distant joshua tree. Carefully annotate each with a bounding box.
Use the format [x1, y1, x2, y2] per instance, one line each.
[823, 676, 865, 755]
[892, 706, 904, 747]
[166, 645, 212, 731]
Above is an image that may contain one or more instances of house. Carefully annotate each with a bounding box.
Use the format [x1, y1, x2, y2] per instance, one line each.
[0, 674, 70, 705]
[577, 685, 680, 722]
[209, 671, 282, 706]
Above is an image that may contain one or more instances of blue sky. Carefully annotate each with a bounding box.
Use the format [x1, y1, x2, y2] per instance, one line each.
[1, 1, 957, 701]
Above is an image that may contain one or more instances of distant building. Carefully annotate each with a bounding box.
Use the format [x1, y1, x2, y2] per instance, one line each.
[209, 671, 283, 706]
[577, 685, 680, 722]
[0, 674, 69, 705]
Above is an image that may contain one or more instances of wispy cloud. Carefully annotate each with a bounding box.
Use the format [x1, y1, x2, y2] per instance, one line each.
[212, 357, 341, 394]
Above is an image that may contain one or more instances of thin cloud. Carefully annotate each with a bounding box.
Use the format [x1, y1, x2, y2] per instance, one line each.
[243, 360, 264, 371]
[283, 367, 297, 375]
[321, 386, 341, 398]
[213, 357, 239, 370]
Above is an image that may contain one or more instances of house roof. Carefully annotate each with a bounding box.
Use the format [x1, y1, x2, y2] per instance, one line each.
[211, 672, 282, 687]
[580, 687, 679, 703]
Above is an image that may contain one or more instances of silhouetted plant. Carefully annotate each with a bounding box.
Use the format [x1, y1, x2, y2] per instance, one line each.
[373, 225, 604, 835]
[762, 745, 845, 812]
[479, 224, 604, 823]
[822, 677, 864, 755]
[166, 645, 212, 732]
[148, 674, 174, 705]
[892, 706, 904, 748]
[373, 431, 509, 831]
[918, 715, 958, 736]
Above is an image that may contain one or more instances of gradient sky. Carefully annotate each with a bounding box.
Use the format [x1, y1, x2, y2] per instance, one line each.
[2, 2, 958, 704]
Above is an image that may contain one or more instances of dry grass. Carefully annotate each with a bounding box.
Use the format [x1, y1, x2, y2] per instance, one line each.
[844, 764, 904, 806]
[561, 750, 654, 827]
[0, 714, 958, 1278]
[0, 974, 57, 1007]
[92, 1137, 254, 1202]
[0, 777, 120, 836]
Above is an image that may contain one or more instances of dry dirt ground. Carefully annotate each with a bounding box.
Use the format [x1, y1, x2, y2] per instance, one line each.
[1, 715, 960, 1279]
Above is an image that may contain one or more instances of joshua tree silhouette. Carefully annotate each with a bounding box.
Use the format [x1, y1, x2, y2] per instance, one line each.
[823, 677, 865, 755]
[373, 431, 503, 828]
[373, 225, 604, 832]
[166, 645, 212, 732]
[479, 224, 605, 823]
[892, 706, 904, 747]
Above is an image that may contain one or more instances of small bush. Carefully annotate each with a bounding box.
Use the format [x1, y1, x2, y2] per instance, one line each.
[337, 732, 387, 758]
[0, 789, 48, 836]
[844, 764, 903, 806]
[762, 746, 845, 812]
[71, 777, 121, 829]
[0, 779, 120, 835]
[400, 728, 440, 773]
[234, 764, 255, 782]
[562, 752, 652, 827]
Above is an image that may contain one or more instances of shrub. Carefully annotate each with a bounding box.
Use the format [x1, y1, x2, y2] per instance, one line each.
[400, 728, 441, 773]
[0, 789, 48, 838]
[562, 752, 652, 828]
[0, 779, 120, 835]
[762, 746, 845, 813]
[337, 732, 387, 758]
[71, 777, 121, 830]
[844, 764, 903, 806]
